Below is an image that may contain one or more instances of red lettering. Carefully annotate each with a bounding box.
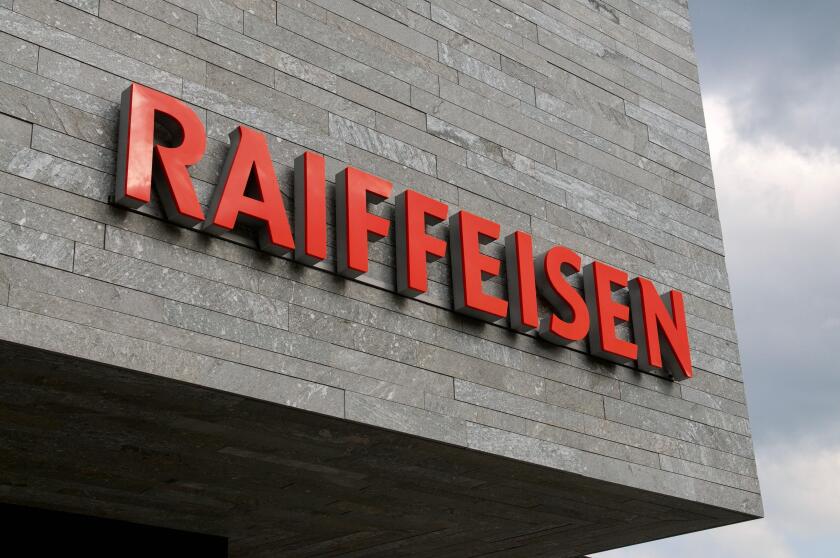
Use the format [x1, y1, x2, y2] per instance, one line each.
[336, 166, 392, 277]
[629, 278, 693, 379]
[112, 82, 698, 380]
[583, 261, 638, 364]
[116, 83, 205, 225]
[294, 151, 327, 264]
[450, 211, 508, 322]
[504, 231, 539, 331]
[536, 246, 590, 344]
[395, 190, 448, 296]
[204, 125, 294, 256]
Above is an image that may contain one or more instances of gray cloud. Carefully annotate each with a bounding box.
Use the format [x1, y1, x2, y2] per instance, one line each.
[691, 0, 840, 151]
[720, 158, 840, 446]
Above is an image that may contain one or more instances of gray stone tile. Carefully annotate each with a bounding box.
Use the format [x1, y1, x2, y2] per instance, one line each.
[0, 73, 111, 139]
[0, 139, 113, 202]
[30, 125, 114, 174]
[520, 352, 621, 399]
[206, 64, 328, 133]
[0, 113, 32, 146]
[0, 253, 165, 321]
[346, 391, 467, 446]
[620, 382, 750, 436]
[659, 454, 760, 493]
[329, 114, 437, 174]
[0, 270, 7, 305]
[432, 0, 530, 49]
[16, 0, 203, 87]
[437, 157, 544, 224]
[344, 145, 457, 203]
[241, 344, 425, 408]
[58, 0, 99, 15]
[466, 151, 565, 209]
[545, 379, 605, 418]
[229, 0, 276, 22]
[375, 113, 466, 165]
[197, 16, 334, 89]
[427, 114, 501, 160]
[604, 398, 755, 458]
[168, 0, 244, 31]
[98, 0, 281, 87]
[275, 71, 374, 127]
[0, 30, 39, 72]
[314, 1, 442, 64]
[203, 359, 345, 418]
[73, 243, 289, 329]
[681, 385, 749, 419]
[245, 12, 410, 103]
[105, 226, 270, 294]
[338, 78, 424, 130]
[424, 392, 529, 435]
[0, 218, 75, 270]
[0, 303, 221, 386]
[9, 286, 241, 361]
[275, 2, 441, 94]
[112, 0, 198, 33]
[439, 43, 534, 104]
[525, 420, 660, 469]
[0, 191, 104, 245]
[289, 304, 422, 366]
[412, 82, 556, 166]
[649, 126, 711, 169]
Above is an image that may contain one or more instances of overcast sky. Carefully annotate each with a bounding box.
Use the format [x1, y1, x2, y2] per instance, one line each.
[597, 1, 840, 556]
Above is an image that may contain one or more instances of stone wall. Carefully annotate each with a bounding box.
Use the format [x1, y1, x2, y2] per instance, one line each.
[0, 0, 761, 524]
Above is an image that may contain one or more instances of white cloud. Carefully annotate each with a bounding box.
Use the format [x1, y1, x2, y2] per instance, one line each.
[758, 440, 840, 536]
[706, 93, 840, 292]
[706, 92, 840, 235]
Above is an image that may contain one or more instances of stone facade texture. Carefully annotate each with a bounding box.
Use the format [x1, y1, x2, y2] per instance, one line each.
[0, 0, 761, 554]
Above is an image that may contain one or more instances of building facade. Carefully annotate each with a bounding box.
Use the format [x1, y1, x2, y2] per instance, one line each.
[0, 0, 761, 556]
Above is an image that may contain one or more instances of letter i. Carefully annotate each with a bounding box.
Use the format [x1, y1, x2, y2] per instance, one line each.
[294, 151, 327, 265]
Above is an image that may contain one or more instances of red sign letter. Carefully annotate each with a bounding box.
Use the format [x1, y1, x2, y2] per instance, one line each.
[536, 246, 590, 344]
[336, 167, 392, 278]
[505, 231, 539, 332]
[629, 278, 693, 380]
[115, 83, 205, 226]
[583, 261, 638, 364]
[294, 151, 327, 265]
[204, 126, 294, 256]
[395, 189, 448, 296]
[450, 211, 508, 322]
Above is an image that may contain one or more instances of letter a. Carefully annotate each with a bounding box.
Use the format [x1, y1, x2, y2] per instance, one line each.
[205, 126, 294, 256]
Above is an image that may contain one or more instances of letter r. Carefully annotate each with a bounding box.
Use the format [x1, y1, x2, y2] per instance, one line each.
[115, 83, 206, 226]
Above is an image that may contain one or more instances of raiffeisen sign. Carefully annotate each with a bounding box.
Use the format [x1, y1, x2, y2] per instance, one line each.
[115, 83, 693, 381]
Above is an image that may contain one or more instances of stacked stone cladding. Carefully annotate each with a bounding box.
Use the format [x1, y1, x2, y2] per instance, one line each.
[0, 0, 760, 517]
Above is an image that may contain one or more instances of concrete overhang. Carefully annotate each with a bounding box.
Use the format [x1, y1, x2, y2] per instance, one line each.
[1, 340, 758, 557]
